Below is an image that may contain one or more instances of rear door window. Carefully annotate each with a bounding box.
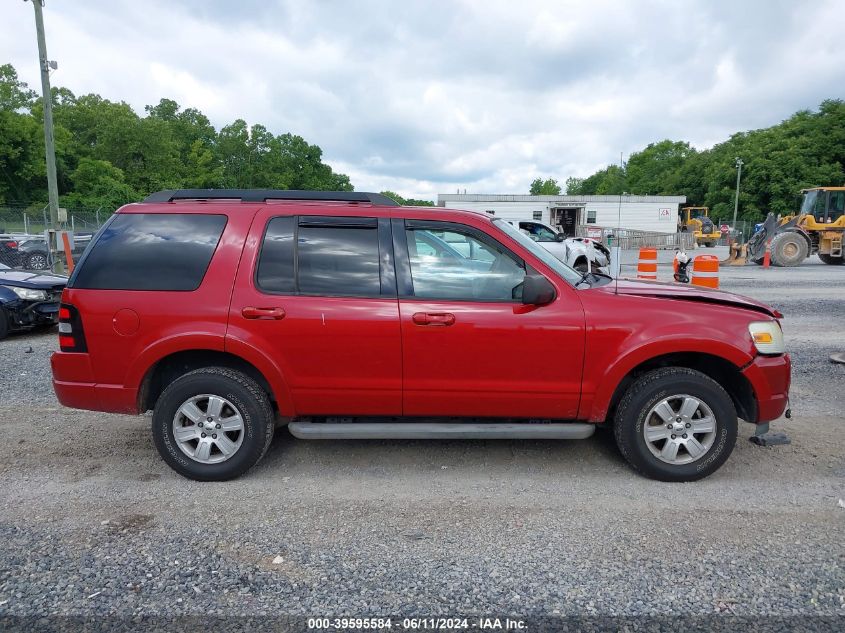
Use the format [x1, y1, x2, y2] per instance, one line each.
[257, 216, 382, 297]
[70, 213, 227, 291]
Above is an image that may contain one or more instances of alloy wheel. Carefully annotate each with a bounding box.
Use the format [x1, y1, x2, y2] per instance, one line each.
[642, 394, 717, 465]
[27, 254, 48, 270]
[172, 394, 245, 464]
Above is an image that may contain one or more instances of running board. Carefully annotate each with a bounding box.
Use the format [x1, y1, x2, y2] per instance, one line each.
[287, 422, 596, 440]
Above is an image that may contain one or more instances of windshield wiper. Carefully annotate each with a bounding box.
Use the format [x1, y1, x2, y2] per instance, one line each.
[575, 271, 593, 288]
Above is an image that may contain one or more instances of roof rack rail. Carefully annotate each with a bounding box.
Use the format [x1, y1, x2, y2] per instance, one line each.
[142, 189, 399, 206]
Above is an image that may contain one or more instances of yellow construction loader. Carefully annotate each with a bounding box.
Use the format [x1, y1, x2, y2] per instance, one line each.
[730, 187, 845, 266]
[680, 206, 722, 247]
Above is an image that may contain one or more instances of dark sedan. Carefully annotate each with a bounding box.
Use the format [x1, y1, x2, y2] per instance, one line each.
[0, 263, 67, 339]
[16, 234, 93, 270]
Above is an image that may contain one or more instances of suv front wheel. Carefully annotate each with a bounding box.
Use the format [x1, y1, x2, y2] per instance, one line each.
[152, 367, 275, 481]
[614, 367, 737, 482]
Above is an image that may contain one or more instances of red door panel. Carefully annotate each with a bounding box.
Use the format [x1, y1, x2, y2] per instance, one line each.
[400, 299, 584, 418]
[228, 207, 402, 416]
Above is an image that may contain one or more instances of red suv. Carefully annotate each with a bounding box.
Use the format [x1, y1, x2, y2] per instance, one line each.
[51, 190, 791, 482]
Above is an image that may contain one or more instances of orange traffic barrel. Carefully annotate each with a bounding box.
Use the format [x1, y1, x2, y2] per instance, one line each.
[691, 254, 719, 288]
[637, 248, 658, 280]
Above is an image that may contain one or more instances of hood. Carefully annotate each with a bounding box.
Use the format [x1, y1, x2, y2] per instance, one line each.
[0, 269, 68, 291]
[596, 278, 780, 318]
[568, 237, 611, 258]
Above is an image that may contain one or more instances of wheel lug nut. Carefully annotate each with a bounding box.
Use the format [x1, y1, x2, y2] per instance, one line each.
[666, 424, 673, 429]
[682, 433, 688, 439]
[201, 433, 206, 438]
[216, 424, 221, 429]
[207, 417, 213, 422]
[212, 434, 217, 439]
[198, 422, 203, 428]
[686, 423, 691, 428]
[671, 434, 676, 439]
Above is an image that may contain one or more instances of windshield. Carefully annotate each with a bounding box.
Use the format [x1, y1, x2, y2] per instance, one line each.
[520, 222, 558, 242]
[493, 219, 582, 285]
[800, 190, 820, 215]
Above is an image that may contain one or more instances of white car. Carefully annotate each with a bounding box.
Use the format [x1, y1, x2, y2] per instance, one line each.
[504, 220, 610, 273]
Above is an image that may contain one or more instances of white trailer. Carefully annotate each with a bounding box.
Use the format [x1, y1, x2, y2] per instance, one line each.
[437, 194, 687, 236]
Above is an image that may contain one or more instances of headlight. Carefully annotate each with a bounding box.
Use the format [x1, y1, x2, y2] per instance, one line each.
[748, 321, 785, 355]
[4, 286, 47, 301]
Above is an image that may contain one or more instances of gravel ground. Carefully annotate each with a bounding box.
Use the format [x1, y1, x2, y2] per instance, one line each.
[0, 250, 843, 628]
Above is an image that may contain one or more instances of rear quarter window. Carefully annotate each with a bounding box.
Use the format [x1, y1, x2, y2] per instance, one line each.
[70, 213, 227, 291]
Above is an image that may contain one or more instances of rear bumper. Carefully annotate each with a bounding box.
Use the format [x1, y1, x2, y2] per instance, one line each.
[51, 351, 138, 414]
[742, 353, 791, 423]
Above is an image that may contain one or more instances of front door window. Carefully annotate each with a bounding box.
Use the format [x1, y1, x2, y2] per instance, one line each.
[405, 227, 525, 301]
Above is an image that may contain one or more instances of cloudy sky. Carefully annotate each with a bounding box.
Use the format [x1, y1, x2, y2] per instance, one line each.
[3, 0, 844, 200]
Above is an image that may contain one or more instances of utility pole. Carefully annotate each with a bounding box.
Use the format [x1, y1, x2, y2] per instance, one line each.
[732, 157, 743, 240]
[29, 0, 62, 269]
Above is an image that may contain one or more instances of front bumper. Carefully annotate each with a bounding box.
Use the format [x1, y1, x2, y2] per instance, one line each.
[742, 353, 791, 423]
[3, 299, 60, 330]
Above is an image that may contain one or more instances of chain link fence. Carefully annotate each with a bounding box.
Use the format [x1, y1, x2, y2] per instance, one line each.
[576, 226, 697, 250]
[0, 206, 111, 236]
[576, 219, 761, 250]
[0, 206, 112, 270]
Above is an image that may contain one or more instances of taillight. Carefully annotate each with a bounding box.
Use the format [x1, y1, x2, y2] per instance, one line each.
[8, 241, 18, 249]
[58, 303, 87, 352]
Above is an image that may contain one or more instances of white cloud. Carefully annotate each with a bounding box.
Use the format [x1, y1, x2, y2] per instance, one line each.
[3, 0, 843, 202]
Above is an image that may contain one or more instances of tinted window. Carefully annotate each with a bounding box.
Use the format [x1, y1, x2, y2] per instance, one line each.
[256, 216, 296, 293]
[71, 213, 226, 291]
[406, 227, 525, 301]
[297, 225, 381, 296]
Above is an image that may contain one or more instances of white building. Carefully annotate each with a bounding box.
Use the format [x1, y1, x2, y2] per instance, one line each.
[437, 194, 687, 236]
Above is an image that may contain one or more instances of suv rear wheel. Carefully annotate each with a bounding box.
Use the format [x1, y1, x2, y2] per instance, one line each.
[614, 367, 737, 482]
[151, 367, 275, 481]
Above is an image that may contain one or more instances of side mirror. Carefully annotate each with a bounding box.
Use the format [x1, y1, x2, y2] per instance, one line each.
[522, 274, 556, 306]
[555, 233, 566, 242]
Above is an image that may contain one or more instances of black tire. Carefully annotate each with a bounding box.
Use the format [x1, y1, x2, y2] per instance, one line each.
[613, 367, 737, 482]
[769, 231, 808, 267]
[25, 252, 49, 271]
[819, 253, 844, 265]
[0, 308, 8, 340]
[151, 367, 275, 481]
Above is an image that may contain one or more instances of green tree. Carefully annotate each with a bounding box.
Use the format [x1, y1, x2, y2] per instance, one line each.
[565, 177, 584, 194]
[624, 140, 696, 195]
[380, 190, 434, 206]
[62, 158, 138, 209]
[568, 99, 845, 221]
[0, 64, 37, 112]
[0, 62, 355, 208]
[573, 165, 627, 195]
[529, 177, 562, 195]
[0, 109, 43, 205]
